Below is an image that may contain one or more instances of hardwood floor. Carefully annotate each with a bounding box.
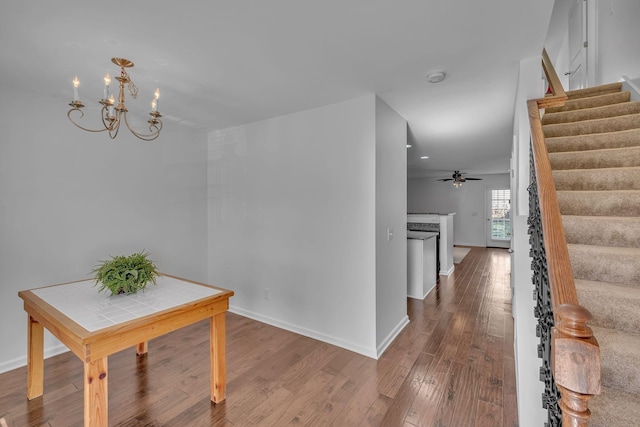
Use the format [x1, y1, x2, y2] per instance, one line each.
[0, 247, 516, 426]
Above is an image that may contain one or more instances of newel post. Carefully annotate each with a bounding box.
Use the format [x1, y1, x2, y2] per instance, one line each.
[552, 303, 601, 427]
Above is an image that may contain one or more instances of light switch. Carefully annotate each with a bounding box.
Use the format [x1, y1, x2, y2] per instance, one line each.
[387, 228, 393, 241]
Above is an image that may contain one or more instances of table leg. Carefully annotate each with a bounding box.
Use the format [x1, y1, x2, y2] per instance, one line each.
[210, 312, 227, 403]
[27, 316, 44, 399]
[136, 341, 148, 355]
[84, 357, 108, 427]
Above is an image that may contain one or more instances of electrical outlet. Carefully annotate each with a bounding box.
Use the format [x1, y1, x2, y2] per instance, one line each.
[264, 288, 270, 300]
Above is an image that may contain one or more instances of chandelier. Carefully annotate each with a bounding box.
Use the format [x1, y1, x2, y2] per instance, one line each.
[68, 58, 162, 141]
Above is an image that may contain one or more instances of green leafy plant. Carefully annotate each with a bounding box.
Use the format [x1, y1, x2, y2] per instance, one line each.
[92, 251, 160, 295]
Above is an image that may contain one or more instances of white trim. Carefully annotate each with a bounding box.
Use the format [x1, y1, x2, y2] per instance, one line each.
[376, 315, 410, 358]
[587, 0, 598, 86]
[0, 344, 69, 374]
[439, 265, 455, 276]
[455, 242, 486, 247]
[620, 75, 640, 102]
[229, 305, 379, 359]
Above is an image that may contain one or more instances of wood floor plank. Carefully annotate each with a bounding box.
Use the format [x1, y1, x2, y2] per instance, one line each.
[404, 348, 453, 426]
[379, 352, 436, 426]
[358, 394, 393, 427]
[450, 361, 482, 427]
[0, 248, 517, 427]
[475, 400, 503, 427]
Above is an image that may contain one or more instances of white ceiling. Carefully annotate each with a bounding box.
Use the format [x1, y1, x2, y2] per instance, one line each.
[0, 1, 556, 178]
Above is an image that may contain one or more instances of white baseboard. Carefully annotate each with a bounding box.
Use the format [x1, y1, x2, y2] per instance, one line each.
[439, 265, 455, 276]
[0, 344, 69, 375]
[621, 75, 640, 102]
[229, 305, 379, 359]
[376, 315, 410, 358]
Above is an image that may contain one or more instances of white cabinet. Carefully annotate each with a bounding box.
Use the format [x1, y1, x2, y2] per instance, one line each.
[407, 232, 438, 299]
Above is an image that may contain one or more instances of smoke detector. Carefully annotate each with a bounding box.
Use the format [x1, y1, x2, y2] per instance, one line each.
[427, 70, 446, 83]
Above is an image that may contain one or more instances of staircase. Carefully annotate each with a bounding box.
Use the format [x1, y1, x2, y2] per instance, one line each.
[542, 82, 640, 426]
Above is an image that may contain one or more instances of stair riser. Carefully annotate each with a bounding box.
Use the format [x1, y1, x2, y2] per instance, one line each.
[563, 217, 640, 248]
[592, 328, 640, 395]
[545, 91, 630, 114]
[544, 114, 640, 138]
[553, 168, 640, 191]
[589, 386, 640, 427]
[576, 283, 640, 334]
[542, 102, 640, 125]
[557, 191, 640, 217]
[569, 246, 640, 287]
[546, 92, 631, 114]
[546, 129, 640, 153]
[565, 82, 623, 100]
[550, 147, 640, 170]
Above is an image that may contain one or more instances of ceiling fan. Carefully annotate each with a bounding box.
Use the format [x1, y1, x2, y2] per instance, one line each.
[437, 170, 482, 188]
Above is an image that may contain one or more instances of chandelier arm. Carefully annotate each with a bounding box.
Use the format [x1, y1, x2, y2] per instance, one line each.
[123, 111, 162, 141]
[108, 125, 120, 139]
[149, 120, 163, 134]
[100, 106, 117, 132]
[67, 108, 110, 133]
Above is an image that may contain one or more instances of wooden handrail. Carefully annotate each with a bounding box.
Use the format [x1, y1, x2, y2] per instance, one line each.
[528, 50, 600, 426]
[538, 48, 567, 109]
[528, 99, 578, 309]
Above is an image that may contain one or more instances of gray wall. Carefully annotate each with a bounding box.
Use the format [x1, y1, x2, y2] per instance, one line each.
[0, 84, 209, 372]
[207, 95, 408, 358]
[596, 0, 640, 85]
[375, 97, 409, 353]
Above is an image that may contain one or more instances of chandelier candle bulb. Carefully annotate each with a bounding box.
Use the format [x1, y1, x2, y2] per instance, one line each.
[72, 76, 80, 101]
[154, 88, 160, 111]
[108, 94, 115, 117]
[151, 99, 157, 112]
[103, 72, 111, 99]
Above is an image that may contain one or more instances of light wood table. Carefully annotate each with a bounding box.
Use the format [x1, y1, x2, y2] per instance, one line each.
[18, 274, 234, 427]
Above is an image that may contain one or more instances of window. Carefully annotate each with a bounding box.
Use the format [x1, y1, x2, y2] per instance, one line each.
[491, 189, 511, 240]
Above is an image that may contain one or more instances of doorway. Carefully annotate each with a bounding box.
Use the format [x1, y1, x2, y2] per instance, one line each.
[567, 0, 587, 90]
[566, 0, 598, 89]
[486, 189, 511, 248]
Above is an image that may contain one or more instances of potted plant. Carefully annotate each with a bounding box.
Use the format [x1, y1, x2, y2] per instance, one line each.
[92, 251, 160, 295]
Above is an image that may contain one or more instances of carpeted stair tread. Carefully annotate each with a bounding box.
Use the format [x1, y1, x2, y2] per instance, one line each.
[543, 113, 640, 138]
[563, 215, 640, 248]
[557, 190, 640, 216]
[575, 279, 640, 333]
[544, 91, 631, 114]
[589, 385, 640, 427]
[565, 82, 623, 100]
[549, 146, 640, 170]
[542, 101, 640, 125]
[568, 244, 640, 286]
[546, 128, 640, 153]
[553, 166, 640, 190]
[591, 325, 640, 394]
